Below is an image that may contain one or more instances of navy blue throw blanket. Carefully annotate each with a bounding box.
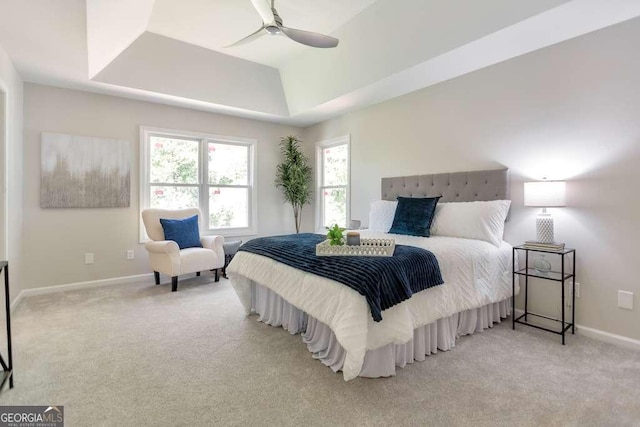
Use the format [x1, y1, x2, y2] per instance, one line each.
[238, 233, 443, 322]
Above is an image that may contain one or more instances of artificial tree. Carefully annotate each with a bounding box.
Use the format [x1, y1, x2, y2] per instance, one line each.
[275, 135, 312, 233]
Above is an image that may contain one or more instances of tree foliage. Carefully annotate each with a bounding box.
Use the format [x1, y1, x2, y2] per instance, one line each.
[149, 137, 249, 228]
[275, 135, 312, 233]
[321, 144, 348, 227]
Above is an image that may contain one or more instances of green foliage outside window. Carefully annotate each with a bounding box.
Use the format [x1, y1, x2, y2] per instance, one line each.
[149, 136, 251, 229]
[321, 144, 348, 228]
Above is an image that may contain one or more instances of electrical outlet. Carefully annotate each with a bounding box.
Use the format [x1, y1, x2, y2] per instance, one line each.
[127, 250, 134, 260]
[84, 253, 94, 264]
[575, 282, 581, 298]
[618, 291, 634, 310]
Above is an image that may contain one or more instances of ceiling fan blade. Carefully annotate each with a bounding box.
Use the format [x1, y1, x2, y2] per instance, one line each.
[279, 26, 339, 48]
[225, 26, 266, 48]
[250, 0, 275, 24]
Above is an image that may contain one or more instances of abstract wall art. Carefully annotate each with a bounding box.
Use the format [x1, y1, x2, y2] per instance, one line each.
[41, 133, 130, 208]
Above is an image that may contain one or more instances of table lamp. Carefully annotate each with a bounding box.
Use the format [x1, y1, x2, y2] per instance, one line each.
[524, 180, 566, 244]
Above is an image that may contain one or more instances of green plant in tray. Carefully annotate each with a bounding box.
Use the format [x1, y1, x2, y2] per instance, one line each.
[326, 224, 346, 246]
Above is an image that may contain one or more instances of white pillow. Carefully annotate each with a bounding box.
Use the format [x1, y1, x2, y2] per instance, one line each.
[430, 200, 511, 246]
[368, 200, 398, 232]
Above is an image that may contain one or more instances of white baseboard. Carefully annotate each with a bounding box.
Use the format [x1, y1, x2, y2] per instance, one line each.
[513, 308, 640, 351]
[9, 291, 24, 313]
[575, 325, 640, 351]
[10, 273, 154, 312]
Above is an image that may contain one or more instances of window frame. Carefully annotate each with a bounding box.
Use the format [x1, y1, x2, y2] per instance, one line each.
[140, 126, 258, 242]
[316, 135, 351, 232]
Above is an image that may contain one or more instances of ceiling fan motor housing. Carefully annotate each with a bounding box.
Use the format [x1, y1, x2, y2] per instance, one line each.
[265, 8, 283, 34]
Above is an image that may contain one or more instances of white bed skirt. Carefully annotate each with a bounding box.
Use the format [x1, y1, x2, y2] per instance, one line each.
[250, 282, 511, 378]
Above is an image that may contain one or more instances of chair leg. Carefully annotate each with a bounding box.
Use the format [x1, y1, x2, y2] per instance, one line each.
[215, 269, 220, 282]
[171, 276, 178, 292]
[196, 272, 201, 276]
[154, 271, 160, 285]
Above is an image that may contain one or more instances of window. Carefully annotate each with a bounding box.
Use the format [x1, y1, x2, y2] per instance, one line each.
[140, 127, 257, 240]
[317, 135, 350, 230]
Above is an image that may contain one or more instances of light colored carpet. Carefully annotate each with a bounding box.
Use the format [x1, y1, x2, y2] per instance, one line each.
[0, 275, 639, 426]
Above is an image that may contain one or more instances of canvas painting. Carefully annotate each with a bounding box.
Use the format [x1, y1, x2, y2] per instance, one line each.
[41, 133, 130, 208]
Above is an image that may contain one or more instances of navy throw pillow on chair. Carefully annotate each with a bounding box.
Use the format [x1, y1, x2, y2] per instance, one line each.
[160, 215, 202, 249]
[389, 196, 441, 237]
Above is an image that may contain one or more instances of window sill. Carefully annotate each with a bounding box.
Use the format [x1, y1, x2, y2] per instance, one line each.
[203, 229, 258, 238]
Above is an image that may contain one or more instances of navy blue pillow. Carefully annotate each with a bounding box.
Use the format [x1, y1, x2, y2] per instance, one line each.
[160, 215, 202, 249]
[389, 196, 441, 237]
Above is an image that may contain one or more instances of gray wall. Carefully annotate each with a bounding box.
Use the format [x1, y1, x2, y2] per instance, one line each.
[0, 93, 4, 259]
[22, 84, 303, 289]
[303, 19, 640, 340]
[0, 41, 23, 305]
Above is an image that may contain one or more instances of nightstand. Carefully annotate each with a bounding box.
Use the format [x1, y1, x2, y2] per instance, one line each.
[512, 245, 576, 344]
[222, 240, 242, 279]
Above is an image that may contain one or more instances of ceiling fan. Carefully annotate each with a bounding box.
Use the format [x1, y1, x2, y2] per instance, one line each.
[226, 0, 339, 49]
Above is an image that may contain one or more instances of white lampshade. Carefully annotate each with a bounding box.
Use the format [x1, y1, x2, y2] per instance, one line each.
[524, 181, 566, 207]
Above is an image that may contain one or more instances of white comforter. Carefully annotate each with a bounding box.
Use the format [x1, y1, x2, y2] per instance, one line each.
[228, 231, 516, 381]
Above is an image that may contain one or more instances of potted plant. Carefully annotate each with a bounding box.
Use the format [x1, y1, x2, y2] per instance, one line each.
[326, 224, 345, 246]
[275, 136, 312, 233]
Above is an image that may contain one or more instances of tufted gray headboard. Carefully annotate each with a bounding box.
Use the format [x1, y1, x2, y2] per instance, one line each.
[381, 168, 509, 203]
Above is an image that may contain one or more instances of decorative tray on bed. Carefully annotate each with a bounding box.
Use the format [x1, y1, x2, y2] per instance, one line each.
[316, 238, 395, 257]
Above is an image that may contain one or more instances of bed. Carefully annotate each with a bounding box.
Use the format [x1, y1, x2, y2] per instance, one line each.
[228, 169, 517, 381]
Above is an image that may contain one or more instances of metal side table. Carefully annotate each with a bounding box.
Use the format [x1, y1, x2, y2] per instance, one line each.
[512, 246, 576, 344]
[0, 261, 13, 391]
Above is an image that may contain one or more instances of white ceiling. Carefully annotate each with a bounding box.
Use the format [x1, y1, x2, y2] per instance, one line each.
[1, 0, 640, 126]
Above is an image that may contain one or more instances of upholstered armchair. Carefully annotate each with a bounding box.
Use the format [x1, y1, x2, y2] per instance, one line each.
[141, 208, 225, 292]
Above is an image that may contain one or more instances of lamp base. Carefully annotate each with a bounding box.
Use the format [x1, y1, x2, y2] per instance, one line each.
[536, 213, 554, 244]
